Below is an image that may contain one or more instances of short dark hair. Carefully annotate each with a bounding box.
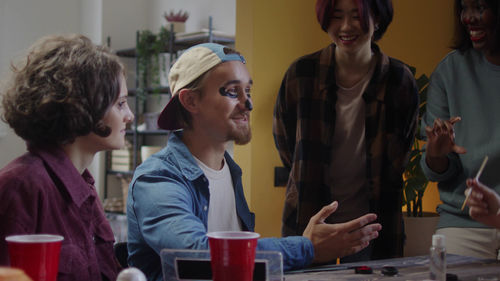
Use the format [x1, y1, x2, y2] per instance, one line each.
[315, 0, 393, 41]
[452, 0, 500, 53]
[1, 34, 124, 146]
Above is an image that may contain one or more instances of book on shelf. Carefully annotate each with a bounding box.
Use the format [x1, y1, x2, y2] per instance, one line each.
[111, 149, 133, 172]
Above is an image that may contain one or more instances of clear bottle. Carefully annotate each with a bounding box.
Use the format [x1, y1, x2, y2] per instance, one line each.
[429, 234, 446, 281]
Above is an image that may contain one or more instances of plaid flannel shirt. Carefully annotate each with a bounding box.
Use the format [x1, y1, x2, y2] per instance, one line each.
[273, 43, 418, 259]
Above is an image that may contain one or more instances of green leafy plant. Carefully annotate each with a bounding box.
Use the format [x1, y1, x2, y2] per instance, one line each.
[136, 27, 172, 99]
[403, 66, 430, 217]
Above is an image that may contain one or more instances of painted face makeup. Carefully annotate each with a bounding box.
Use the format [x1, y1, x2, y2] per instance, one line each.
[196, 61, 253, 145]
[460, 0, 496, 52]
[218, 86, 253, 111]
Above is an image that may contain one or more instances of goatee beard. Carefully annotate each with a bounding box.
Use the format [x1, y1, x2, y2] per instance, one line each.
[233, 127, 252, 145]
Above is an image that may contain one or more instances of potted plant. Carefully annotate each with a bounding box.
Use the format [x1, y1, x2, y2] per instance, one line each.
[403, 66, 430, 217]
[402, 66, 440, 256]
[136, 27, 171, 93]
[136, 28, 172, 130]
[164, 10, 189, 33]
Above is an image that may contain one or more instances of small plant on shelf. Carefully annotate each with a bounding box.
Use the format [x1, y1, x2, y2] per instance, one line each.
[164, 10, 189, 23]
[163, 10, 189, 33]
[136, 27, 172, 99]
[403, 66, 430, 217]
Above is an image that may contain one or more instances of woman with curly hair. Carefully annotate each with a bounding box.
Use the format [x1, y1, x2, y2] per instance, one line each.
[0, 34, 134, 281]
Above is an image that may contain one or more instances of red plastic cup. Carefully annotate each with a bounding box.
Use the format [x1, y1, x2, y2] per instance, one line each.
[207, 231, 260, 281]
[5, 234, 64, 281]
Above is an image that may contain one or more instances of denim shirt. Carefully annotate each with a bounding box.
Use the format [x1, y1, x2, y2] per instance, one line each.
[127, 132, 314, 281]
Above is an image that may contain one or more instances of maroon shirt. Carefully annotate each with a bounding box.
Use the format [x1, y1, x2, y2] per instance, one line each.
[0, 146, 119, 281]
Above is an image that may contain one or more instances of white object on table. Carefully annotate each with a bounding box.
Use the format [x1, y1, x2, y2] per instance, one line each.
[116, 267, 146, 281]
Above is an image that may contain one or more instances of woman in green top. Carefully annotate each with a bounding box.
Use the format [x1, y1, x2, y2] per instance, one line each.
[421, 0, 500, 259]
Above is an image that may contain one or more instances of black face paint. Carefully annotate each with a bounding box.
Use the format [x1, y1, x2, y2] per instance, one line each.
[219, 87, 237, 98]
[245, 99, 253, 111]
[219, 87, 253, 111]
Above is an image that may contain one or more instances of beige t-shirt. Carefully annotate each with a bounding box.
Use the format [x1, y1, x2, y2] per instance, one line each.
[327, 65, 375, 223]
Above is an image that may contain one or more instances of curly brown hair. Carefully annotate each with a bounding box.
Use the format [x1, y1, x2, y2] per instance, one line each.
[1, 34, 124, 146]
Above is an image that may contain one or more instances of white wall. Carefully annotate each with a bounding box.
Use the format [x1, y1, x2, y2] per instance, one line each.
[102, 0, 149, 50]
[102, 0, 236, 50]
[80, 0, 103, 44]
[0, 0, 81, 168]
[0, 0, 235, 194]
[148, 0, 236, 35]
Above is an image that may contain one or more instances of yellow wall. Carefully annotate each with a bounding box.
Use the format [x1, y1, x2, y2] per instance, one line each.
[235, 0, 453, 237]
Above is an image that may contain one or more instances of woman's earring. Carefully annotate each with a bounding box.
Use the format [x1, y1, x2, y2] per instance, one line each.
[374, 23, 379, 31]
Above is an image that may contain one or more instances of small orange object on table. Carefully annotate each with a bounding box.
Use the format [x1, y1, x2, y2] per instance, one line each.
[0, 267, 33, 281]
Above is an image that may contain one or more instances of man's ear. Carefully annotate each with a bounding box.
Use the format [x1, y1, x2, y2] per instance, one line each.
[177, 89, 199, 114]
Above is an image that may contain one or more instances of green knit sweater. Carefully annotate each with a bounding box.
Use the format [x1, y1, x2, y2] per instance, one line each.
[421, 49, 500, 229]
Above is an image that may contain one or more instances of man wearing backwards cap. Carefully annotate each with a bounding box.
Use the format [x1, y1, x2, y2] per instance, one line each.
[126, 43, 381, 280]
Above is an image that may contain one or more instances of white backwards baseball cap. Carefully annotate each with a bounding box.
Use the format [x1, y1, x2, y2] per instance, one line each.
[157, 43, 246, 130]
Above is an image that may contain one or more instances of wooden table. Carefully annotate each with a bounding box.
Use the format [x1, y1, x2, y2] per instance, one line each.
[285, 255, 500, 281]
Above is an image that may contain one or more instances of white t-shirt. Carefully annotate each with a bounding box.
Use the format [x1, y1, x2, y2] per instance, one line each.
[194, 157, 242, 232]
[327, 65, 375, 223]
